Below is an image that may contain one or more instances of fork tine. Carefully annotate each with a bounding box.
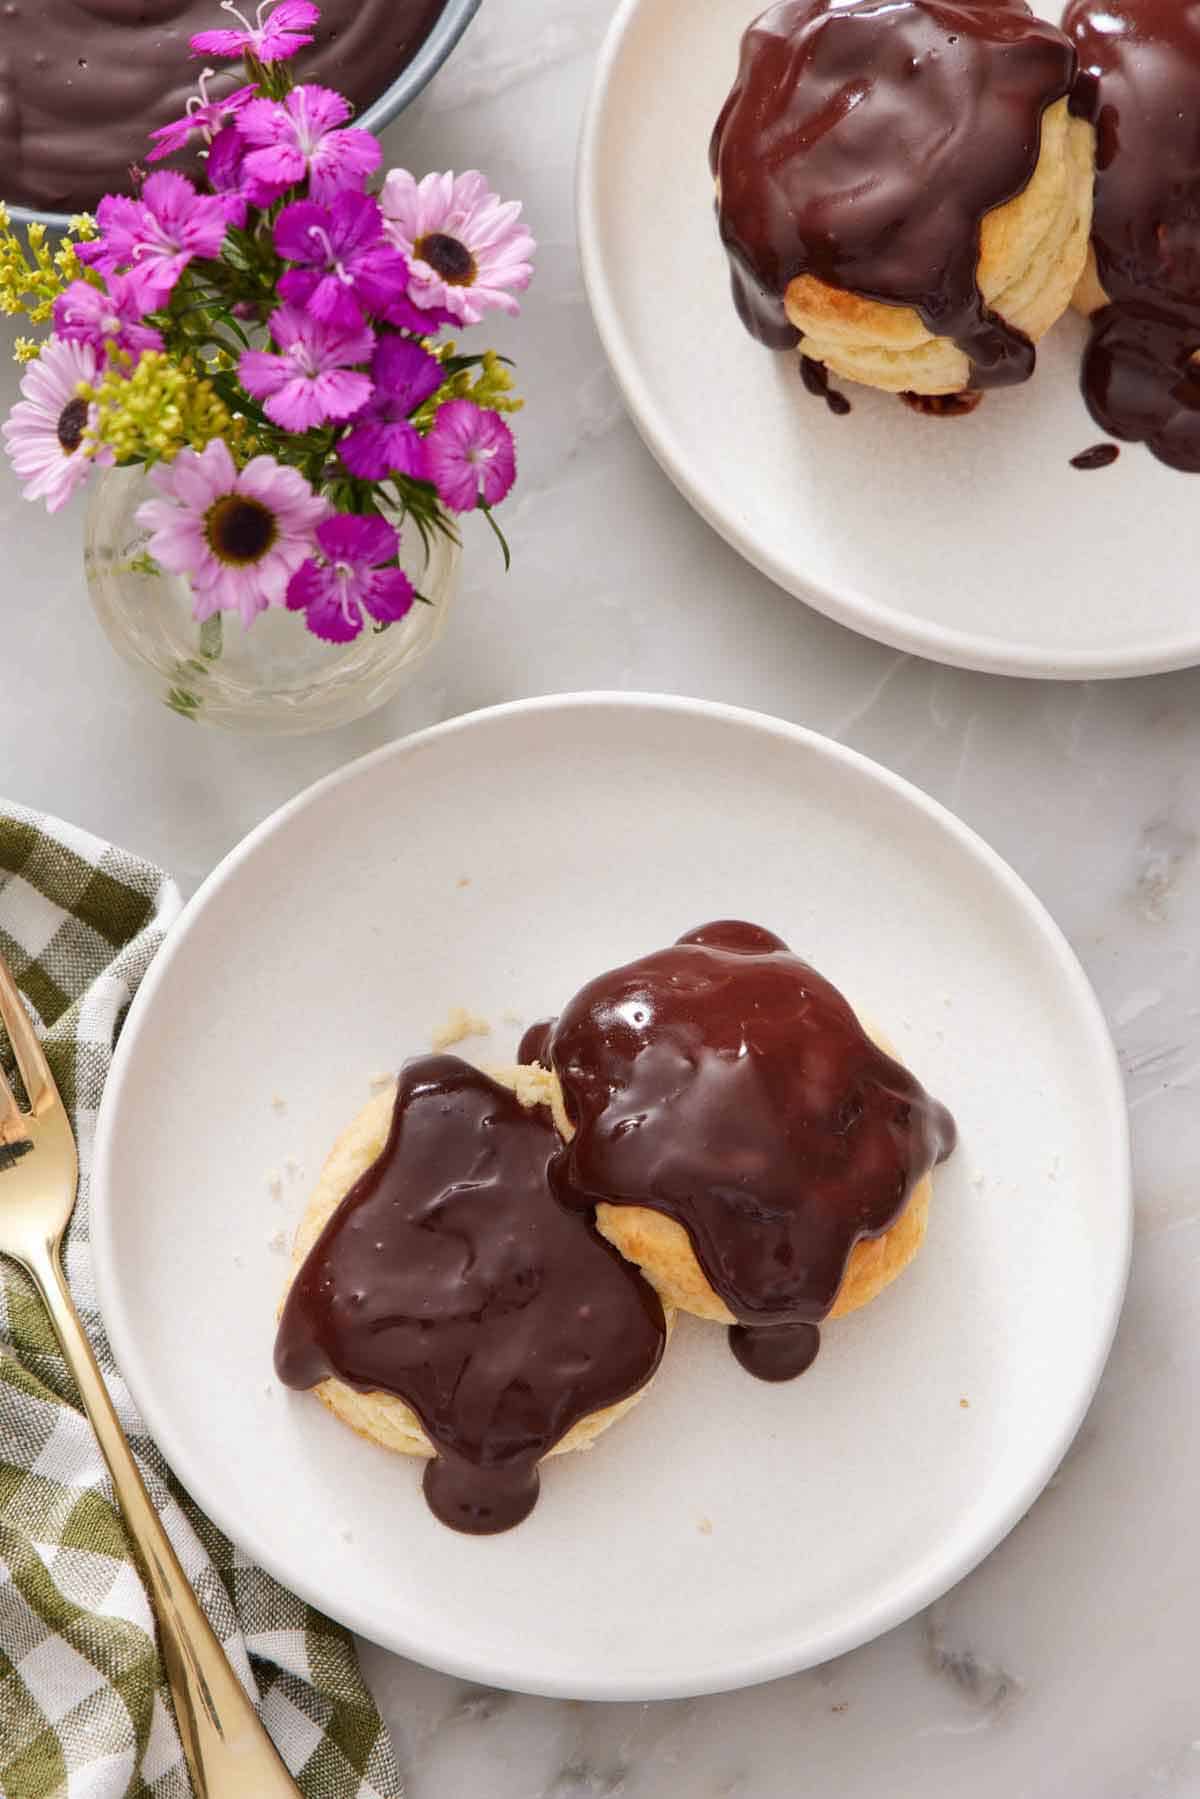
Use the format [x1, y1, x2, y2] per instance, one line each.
[0, 1059, 21, 1138]
[0, 952, 55, 1116]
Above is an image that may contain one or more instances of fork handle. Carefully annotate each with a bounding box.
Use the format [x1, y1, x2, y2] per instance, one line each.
[25, 1241, 306, 1798]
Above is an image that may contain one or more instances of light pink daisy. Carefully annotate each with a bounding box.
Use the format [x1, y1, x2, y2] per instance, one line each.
[190, 0, 319, 63]
[1, 337, 111, 514]
[239, 305, 374, 431]
[147, 72, 257, 161]
[136, 438, 328, 627]
[424, 400, 516, 512]
[238, 86, 381, 206]
[379, 169, 535, 326]
[78, 171, 229, 303]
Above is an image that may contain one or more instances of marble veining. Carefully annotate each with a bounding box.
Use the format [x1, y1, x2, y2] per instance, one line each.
[3, 0, 1200, 1793]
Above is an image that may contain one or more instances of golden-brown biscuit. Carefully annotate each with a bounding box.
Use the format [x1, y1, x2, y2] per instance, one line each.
[790, 100, 1095, 395]
[509, 1020, 934, 1327]
[282, 1073, 672, 1462]
[1071, 245, 1109, 320]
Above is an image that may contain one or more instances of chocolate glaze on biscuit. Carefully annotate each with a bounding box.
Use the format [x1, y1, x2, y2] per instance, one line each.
[275, 1055, 666, 1534]
[710, 0, 1076, 388]
[522, 922, 955, 1382]
[1067, 0, 1200, 472]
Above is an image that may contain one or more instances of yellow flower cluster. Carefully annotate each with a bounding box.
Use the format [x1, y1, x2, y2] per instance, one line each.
[79, 351, 247, 466]
[415, 348, 524, 429]
[0, 206, 99, 340]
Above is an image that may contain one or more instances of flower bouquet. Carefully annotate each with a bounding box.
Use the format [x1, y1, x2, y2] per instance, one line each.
[0, 0, 534, 730]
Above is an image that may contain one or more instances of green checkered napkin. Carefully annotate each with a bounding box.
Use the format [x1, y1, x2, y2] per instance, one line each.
[0, 803, 403, 1799]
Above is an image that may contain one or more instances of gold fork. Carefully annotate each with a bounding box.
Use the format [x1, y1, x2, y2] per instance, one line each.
[0, 952, 305, 1797]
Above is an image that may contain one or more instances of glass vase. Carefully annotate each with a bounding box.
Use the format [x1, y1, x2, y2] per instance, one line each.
[83, 464, 460, 735]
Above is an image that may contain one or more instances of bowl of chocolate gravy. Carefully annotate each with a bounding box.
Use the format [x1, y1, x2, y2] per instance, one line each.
[2, 0, 482, 229]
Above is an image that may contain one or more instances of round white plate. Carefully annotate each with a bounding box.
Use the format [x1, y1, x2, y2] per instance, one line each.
[578, 0, 1200, 680]
[92, 694, 1130, 1699]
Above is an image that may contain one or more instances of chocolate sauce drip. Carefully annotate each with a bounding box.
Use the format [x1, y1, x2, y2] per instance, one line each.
[1, 0, 448, 213]
[529, 922, 956, 1381]
[1070, 441, 1120, 470]
[516, 1019, 552, 1068]
[275, 1055, 666, 1534]
[729, 1321, 822, 1382]
[801, 355, 852, 416]
[1066, 0, 1200, 472]
[901, 390, 985, 417]
[709, 0, 1074, 387]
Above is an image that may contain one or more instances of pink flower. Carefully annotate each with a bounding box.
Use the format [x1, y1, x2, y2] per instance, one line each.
[53, 274, 164, 362]
[287, 513, 414, 642]
[78, 171, 229, 304]
[239, 86, 381, 206]
[337, 336, 442, 480]
[1, 337, 112, 514]
[379, 169, 535, 326]
[205, 125, 262, 227]
[275, 192, 410, 329]
[147, 74, 256, 161]
[136, 438, 328, 627]
[239, 305, 373, 430]
[191, 0, 319, 63]
[424, 400, 516, 512]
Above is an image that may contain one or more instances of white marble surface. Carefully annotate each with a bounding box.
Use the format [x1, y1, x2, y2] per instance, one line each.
[3, 2, 1199, 1793]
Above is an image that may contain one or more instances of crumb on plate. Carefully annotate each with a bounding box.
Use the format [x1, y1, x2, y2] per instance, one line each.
[431, 1006, 492, 1051]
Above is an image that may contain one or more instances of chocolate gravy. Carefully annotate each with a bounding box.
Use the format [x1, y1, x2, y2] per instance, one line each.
[709, 0, 1076, 387]
[1070, 441, 1119, 470]
[1066, 0, 1200, 472]
[901, 390, 985, 418]
[274, 1056, 666, 1534]
[523, 922, 956, 1382]
[800, 355, 851, 415]
[1, 0, 448, 214]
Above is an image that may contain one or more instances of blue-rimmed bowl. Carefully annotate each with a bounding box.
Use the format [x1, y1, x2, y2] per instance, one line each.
[7, 0, 481, 232]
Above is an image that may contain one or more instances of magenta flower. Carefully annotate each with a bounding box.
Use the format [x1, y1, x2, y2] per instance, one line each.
[337, 336, 442, 480]
[275, 192, 411, 329]
[204, 125, 263, 227]
[136, 438, 328, 627]
[239, 86, 381, 206]
[380, 169, 536, 327]
[53, 274, 163, 362]
[425, 400, 516, 512]
[191, 0, 319, 63]
[147, 74, 256, 161]
[239, 306, 373, 430]
[287, 513, 414, 643]
[78, 171, 228, 303]
[1, 337, 113, 514]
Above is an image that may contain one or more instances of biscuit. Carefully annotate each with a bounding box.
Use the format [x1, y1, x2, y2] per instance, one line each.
[282, 1074, 671, 1461]
[791, 99, 1095, 394]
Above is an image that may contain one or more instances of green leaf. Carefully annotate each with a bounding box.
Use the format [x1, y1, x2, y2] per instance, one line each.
[165, 687, 201, 719]
[198, 614, 224, 661]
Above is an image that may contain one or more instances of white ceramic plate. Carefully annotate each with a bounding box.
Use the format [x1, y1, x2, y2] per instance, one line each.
[578, 0, 1200, 680]
[92, 694, 1130, 1699]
